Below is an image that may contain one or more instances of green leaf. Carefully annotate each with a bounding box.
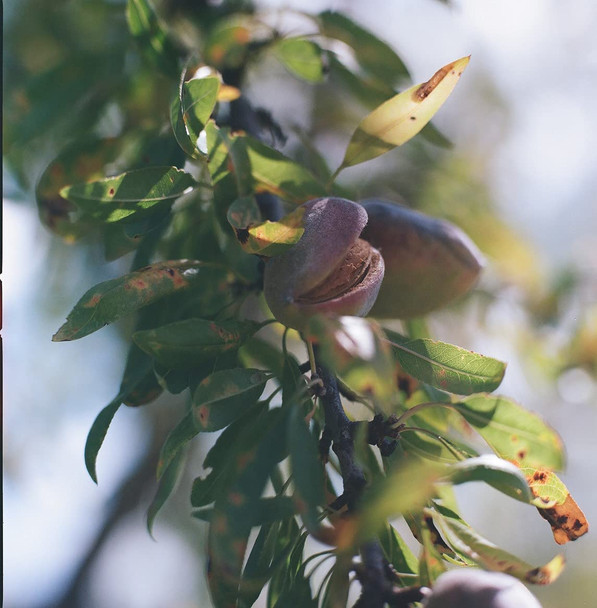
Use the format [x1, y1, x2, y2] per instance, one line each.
[274, 38, 324, 82]
[208, 408, 288, 607]
[447, 455, 534, 503]
[147, 448, 186, 537]
[53, 260, 209, 341]
[318, 11, 410, 85]
[119, 341, 163, 407]
[227, 197, 306, 256]
[432, 507, 565, 585]
[127, 0, 179, 74]
[337, 459, 440, 548]
[306, 316, 396, 413]
[133, 318, 261, 368]
[288, 401, 325, 531]
[244, 137, 327, 204]
[193, 368, 269, 432]
[418, 514, 447, 586]
[171, 66, 221, 158]
[385, 329, 506, 394]
[339, 56, 469, 169]
[60, 166, 196, 223]
[453, 394, 565, 470]
[378, 523, 419, 578]
[156, 411, 197, 479]
[192, 496, 296, 525]
[84, 399, 121, 484]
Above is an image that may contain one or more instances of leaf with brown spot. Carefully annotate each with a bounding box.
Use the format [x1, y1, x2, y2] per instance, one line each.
[53, 260, 209, 341]
[134, 318, 260, 368]
[338, 56, 469, 170]
[192, 368, 269, 432]
[452, 394, 565, 471]
[60, 166, 196, 223]
[385, 329, 506, 395]
[227, 196, 306, 257]
[521, 467, 589, 544]
[431, 506, 565, 585]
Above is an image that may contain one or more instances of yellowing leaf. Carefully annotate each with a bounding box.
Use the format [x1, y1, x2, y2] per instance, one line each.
[339, 56, 470, 169]
[522, 467, 589, 544]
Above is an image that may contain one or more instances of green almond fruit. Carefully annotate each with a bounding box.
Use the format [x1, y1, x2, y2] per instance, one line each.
[263, 197, 385, 330]
[360, 199, 484, 319]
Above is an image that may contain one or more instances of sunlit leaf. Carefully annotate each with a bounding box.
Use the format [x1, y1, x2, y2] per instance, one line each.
[133, 318, 261, 368]
[418, 514, 447, 586]
[433, 507, 565, 585]
[306, 316, 396, 412]
[171, 65, 221, 158]
[385, 329, 506, 395]
[60, 166, 196, 223]
[336, 459, 440, 549]
[339, 56, 469, 169]
[522, 467, 589, 544]
[318, 11, 410, 85]
[147, 448, 186, 537]
[227, 197, 306, 256]
[244, 137, 327, 204]
[446, 455, 533, 503]
[452, 394, 565, 471]
[378, 523, 419, 579]
[53, 260, 209, 341]
[127, 0, 179, 74]
[274, 38, 324, 82]
[84, 399, 121, 484]
[192, 368, 269, 432]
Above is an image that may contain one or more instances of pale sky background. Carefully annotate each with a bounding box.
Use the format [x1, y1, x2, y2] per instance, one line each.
[4, 1, 597, 607]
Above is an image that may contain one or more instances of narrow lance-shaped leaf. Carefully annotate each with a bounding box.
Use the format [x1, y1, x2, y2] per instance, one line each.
[60, 166, 196, 223]
[134, 318, 261, 368]
[274, 38, 324, 83]
[53, 260, 209, 341]
[127, 0, 179, 74]
[84, 399, 121, 484]
[208, 408, 287, 607]
[338, 56, 470, 170]
[521, 467, 589, 544]
[452, 394, 565, 471]
[385, 329, 506, 395]
[288, 400, 325, 532]
[318, 11, 410, 85]
[446, 455, 534, 504]
[157, 411, 197, 479]
[431, 506, 565, 585]
[192, 368, 269, 432]
[227, 197, 306, 257]
[147, 448, 186, 538]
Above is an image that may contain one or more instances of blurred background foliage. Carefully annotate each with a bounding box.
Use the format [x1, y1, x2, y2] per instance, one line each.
[4, 0, 596, 607]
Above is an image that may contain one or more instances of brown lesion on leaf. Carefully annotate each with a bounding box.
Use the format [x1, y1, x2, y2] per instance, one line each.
[235, 228, 250, 245]
[83, 293, 102, 308]
[228, 491, 245, 507]
[197, 405, 209, 427]
[413, 62, 456, 101]
[536, 493, 589, 544]
[108, 187, 116, 196]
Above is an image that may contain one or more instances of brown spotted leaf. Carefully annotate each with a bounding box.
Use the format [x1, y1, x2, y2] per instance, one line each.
[60, 166, 196, 223]
[227, 196, 306, 257]
[192, 368, 269, 432]
[134, 318, 261, 368]
[432, 506, 565, 585]
[452, 394, 565, 471]
[522, 467, 589, 544]
[53, 260, 209, 341]
[339, 56, 469, 170]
